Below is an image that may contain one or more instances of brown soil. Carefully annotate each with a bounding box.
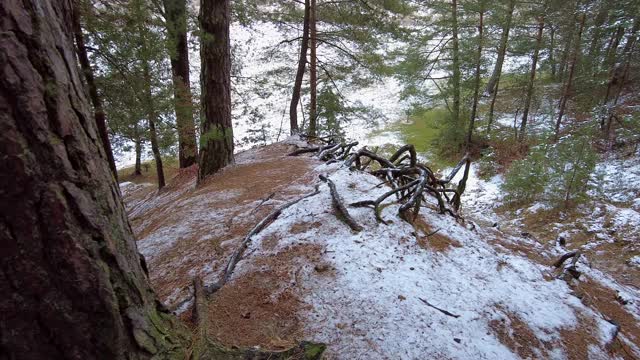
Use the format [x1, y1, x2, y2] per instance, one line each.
[123, 143, 322, 309]
[489, 309, 543, 359]
[207, 243, 326, 350]
[570, 277, 640, 358]
[413, 217, 461, 252]
[489, 307, 611, 360]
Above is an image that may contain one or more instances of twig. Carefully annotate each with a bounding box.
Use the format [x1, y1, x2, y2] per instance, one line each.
[418, 298, 460, 318]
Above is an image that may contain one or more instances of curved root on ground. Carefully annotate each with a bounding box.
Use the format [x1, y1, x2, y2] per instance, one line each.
[290, 138, 469, 223]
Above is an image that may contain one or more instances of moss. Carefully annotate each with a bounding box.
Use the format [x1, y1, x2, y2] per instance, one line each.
[199, 126, 233, 147]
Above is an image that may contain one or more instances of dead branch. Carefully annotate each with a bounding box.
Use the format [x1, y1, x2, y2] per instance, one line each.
[320, 175, 363, 232]
[418, 298, 460, 318]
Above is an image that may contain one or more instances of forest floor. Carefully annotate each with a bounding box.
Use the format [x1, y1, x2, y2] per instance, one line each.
[121, 137, 639, 359]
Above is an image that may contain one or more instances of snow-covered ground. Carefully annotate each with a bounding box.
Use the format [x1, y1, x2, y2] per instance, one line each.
[241, 163, 617, 358]
[121, 140, 640, 358]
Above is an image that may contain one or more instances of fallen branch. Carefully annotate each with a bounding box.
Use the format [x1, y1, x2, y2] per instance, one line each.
[207, 186, 321, 295]
[418, 298, 460, 318]
[320, 175, 363, 232]
[192, 276, 208, 338]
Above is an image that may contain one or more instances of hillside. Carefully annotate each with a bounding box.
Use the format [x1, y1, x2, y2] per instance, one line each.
[120, 138, 639, 359]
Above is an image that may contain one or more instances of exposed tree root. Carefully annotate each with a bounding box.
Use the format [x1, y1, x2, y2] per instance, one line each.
[290, 138, 471, 224]
[207, 186, 321, 296]
[553, 251, 580, 269]
[320, 174, 363, 232]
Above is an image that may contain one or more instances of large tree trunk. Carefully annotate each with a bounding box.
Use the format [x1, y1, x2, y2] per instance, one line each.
[519, 16, 545, 141]
[163, 0, 198, 168]
[72, 4, 118, 179]
[290, 0, 311, 135]
[467, 8, 484, 148]
[0, 1, 189, 358]
[308, 0, 318, 137]
[484, 0, 514, 96]
[451, 0, 461, 125]
[199, 0, 234, 181]
[554, 14, 586, 141]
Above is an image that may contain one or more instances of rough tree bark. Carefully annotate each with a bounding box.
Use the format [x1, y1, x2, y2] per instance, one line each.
[308, 0, 318, 137]
[554, 14, 586, 141]
[466, 8, 484, 149]
[290, 0, 311, 135]
[451, 0, 461, 125]
[199, 0, 234, 181]
[72, 4, 118, 180]
[484, 0, 514, 96]
[519, 16, 545, 141]
[162, 0, 198, 168]
[0, 1, 189, 358]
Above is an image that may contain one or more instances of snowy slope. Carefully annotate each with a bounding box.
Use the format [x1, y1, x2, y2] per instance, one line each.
[121, 140, 640, 359]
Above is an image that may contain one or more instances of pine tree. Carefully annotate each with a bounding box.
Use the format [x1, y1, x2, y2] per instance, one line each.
[199, 0, 234, 180]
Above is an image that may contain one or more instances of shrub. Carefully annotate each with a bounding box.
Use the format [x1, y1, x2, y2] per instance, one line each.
[502, 135, 597, 208]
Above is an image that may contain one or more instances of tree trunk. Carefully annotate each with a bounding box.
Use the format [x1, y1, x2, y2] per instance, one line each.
[587, 1, 610, 75]
[199, 0, 234, 181]
[72, 4, 118, 179]
[549, 24, 557, 80]
[602, 20, 638, 133]
[467, 9, 484, 148]
[139, 18, 166, 189]
[621, 18, 640, 55]
[308, 0, 318, 137]
[557, 21, 575, 83]
[163, 0, 198, 168]
[519, 16, 545, 141]
[0, 1, 189, 358]
[554, 14, 586, 141]
[135, 131, 143, 176]
[484, 0, 514, 96]
[451, 0, 461, 125]
[290, 0, 311, 135]
[604, 26, 625, 70]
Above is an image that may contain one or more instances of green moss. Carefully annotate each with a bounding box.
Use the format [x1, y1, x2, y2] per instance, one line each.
[380, 107, 457, 170]
[200, 126, 233, 147]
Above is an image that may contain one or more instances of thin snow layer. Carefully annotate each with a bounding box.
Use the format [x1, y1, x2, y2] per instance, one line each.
[238, 163, 615, 359]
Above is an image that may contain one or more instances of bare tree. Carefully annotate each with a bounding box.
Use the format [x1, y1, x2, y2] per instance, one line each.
[289, 0, 311, 135]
